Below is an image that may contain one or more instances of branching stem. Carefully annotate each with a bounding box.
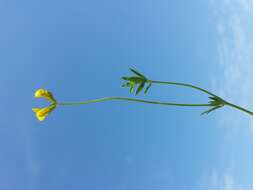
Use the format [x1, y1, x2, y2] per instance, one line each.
[59, 80, 253, 117]
[150, 80, 253, 116]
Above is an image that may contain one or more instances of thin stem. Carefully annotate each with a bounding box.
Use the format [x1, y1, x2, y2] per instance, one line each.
[58, 97, 210, 107]
[150, 80, 253, 116]
[150, 80, 216, 97]
[225, 102, 253, 116]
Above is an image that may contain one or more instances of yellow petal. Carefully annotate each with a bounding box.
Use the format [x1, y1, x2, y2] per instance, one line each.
[37, 115, 47, 121]
[34, 89, 47, 98]
[32, 104, 57, 122]
[32, 108, 40, 113]
[34, 88, 56, 103]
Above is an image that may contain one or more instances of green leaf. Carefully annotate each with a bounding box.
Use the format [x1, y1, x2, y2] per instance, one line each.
[129, 86, 134, 93]
[122, 76, 144, 83]
[201, 106, 221, 115]
[122, 77, 130, 81]
[122, 82, 129, 87]
[128, 77, 144, 83]
[144, 82, 152, 94]
[135, 82, 145, 95]
[209, 96, 216, 100]
[129, 68, 146, 79]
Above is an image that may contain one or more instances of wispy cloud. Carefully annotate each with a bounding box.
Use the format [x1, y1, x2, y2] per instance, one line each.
[210, 0, 253, 130]
[195, 1, 253, 189]
[195, 169, 251, 190]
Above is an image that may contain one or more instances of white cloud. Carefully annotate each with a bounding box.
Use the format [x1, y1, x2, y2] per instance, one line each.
[195, 170, 251, 190]
[195, 1, 253, 190]
[239, 0, 253, 11]
[210, 0, 253, 130]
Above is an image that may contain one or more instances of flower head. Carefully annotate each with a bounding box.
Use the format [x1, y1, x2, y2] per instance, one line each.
[33, 88, 58, 121]
[32, 104, 57, 121]
[34, 88, 56, 103]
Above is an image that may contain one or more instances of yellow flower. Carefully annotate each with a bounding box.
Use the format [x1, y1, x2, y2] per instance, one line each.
[34, 88, 56, 103]
[32, 104, 57, 121]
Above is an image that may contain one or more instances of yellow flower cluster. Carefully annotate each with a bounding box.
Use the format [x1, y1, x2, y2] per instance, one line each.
[33, 88, 57, 121]
[34, 88, 56, 102]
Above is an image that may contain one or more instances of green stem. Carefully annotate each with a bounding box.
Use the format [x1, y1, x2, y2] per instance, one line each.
[225, 102, 253, 116]
[58, 97, 210, 107]
[150, 80, 216, 97]
[151, 80, 253, 116]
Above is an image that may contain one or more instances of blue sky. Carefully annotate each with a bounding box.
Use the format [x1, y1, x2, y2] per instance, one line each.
[0, 0, 253, 189]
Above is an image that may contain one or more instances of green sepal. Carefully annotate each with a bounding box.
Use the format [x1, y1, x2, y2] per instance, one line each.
[48, 91, 57, 103]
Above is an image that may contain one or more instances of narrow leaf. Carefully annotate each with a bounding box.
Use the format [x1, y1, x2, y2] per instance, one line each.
[136, 82, 145, 95]
[122, 82, 130, 87]
[144, 82, 152, 94]
[129, 68, 146, 78]
[209, 96, 216, 100]
[129, 86, 134, 93]
[201, 106, 221, 115]
[128, 77, 144, 83]
[122, 77, 129, 81]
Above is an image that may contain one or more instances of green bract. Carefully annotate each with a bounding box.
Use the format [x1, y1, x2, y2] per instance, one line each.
[122, 68, 152, 95]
